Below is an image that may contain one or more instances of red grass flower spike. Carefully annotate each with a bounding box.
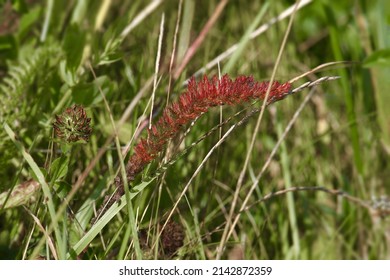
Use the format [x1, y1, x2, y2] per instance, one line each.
[124, 74, 291, 182]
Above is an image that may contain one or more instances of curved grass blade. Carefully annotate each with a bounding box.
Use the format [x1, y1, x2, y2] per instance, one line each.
[69, 178, 154, 257]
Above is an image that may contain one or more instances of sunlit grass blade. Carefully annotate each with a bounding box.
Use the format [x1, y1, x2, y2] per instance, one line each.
[3, 122, 65, 259]
[70, 178, 154, 258]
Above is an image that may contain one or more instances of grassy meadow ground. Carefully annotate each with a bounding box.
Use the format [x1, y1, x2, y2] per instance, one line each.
[0, 0, 390, 259]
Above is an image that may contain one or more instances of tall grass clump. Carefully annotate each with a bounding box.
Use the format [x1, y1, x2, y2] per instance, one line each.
[0, 0, 389, 260]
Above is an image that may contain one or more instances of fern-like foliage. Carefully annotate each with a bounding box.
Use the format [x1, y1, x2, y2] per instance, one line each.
[0, 44, 59, 121]
[0, 43, 61, 186]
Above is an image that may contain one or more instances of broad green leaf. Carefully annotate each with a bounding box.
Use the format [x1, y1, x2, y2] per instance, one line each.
[71, 75, 116, 106]
[53, 181, 71, 199]
[363, 49, 390, 67]
[50, 155, 69, 182]
[12, 0, 28, 13]
[0, 35, 18, 59]
[62, 24, 86, 73]
[17, 6, 41, 41]
[59, 60, 78, 86]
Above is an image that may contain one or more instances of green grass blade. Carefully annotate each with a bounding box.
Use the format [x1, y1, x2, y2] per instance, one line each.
[370, 0, 390, 151]
[324, 5, 364, 176]
[276, 114, 300, 259]
[177, 0, 195, 64]
[70, 178, 154, 257]
[223, 2, 269, 73]
[3, 122, 65, 259]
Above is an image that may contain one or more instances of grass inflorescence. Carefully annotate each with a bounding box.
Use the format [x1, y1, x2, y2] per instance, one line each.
[0, 0, 389, 260]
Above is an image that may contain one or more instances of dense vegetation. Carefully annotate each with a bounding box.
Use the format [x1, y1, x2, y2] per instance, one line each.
[0, 0, 389, 260]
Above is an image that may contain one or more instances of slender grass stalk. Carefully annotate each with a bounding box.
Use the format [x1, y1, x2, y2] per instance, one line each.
[194, 0, 313, 77]
[276, 113, 300, 258]
[226, 87, 317, 255]
[120, 0, 164, 39]
[40, 0, 54, 42]
[70, 179, 154, 256]
[89, 64, 142, 259]
[29, 76, 155, 260]
[217, 0, 300, 259]
[324, 4, 364, 177]
[223, 2, 269, 73]
[2, 0, 384, 260]
[94, 0, 111, 31]
[4, 123, 65, 259]
[176, 0, 193, 65]
[174, 0, 229, 79]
